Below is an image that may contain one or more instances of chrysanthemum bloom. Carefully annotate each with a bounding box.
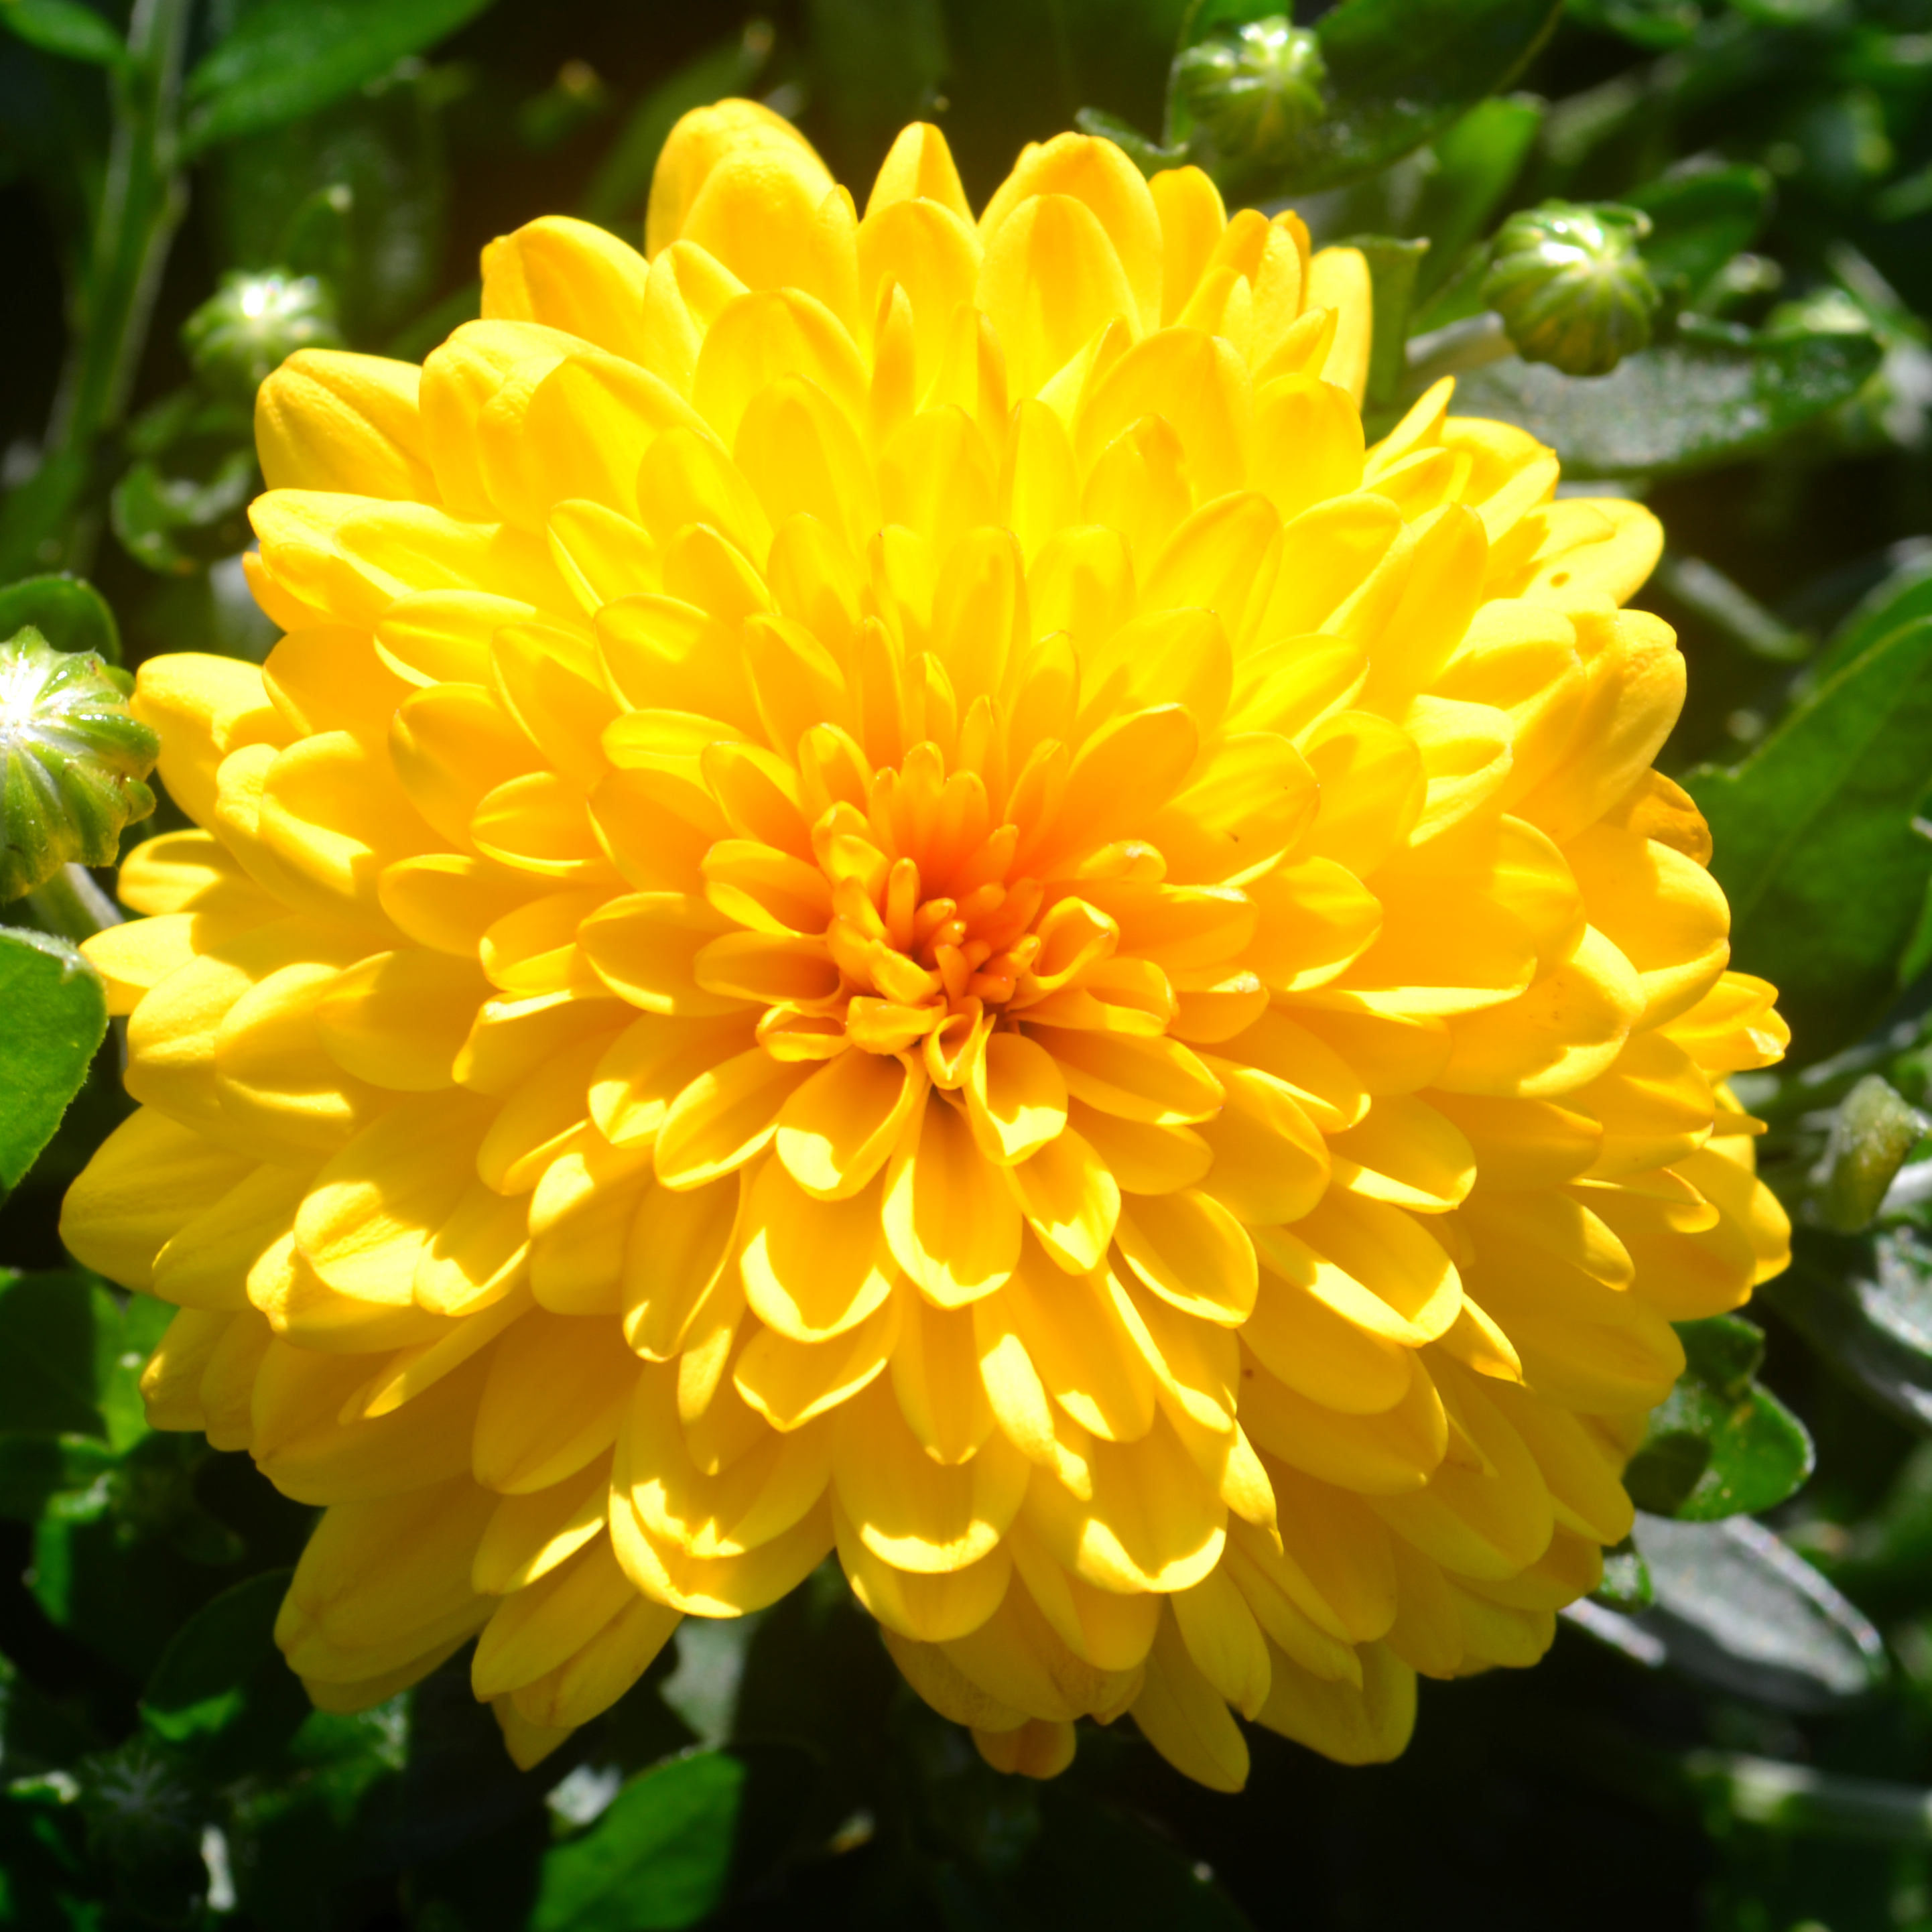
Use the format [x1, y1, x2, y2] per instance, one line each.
[63, 103, 1791, 1789]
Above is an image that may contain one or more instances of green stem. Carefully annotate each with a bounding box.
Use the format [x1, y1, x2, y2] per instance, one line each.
[37, 0, 196, 575]
[1527, 1720, 1932, 1849]
[1403, 312, 1515, 391]
[1683, 1751, 1932, 1846]
[17, 864, 122, 945]
[1653, 551, 1813, 664]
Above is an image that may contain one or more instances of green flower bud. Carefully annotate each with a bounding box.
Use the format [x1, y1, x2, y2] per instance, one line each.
[76, 1736, 207, 1910]
[0, 627, 158, 903]
[1171, 17, 1326, 178]
[181, 269, 343, 401]
[1482, 201, 1662, 377]
[1811, 1074, 1925, 1232]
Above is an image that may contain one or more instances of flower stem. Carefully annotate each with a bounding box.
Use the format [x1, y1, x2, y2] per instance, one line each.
[17, 864, 123, 945]
[1683, 1750, 1932, 1845]
[13, 0, 194, 578]
[1403, 312, 1516, 390]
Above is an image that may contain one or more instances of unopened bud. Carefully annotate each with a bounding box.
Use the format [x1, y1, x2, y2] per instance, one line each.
[1811, 1074, 1925, 1232]
[182, 269, 343, 401]
[1483, 201, 1661, 377]
[1171, 17, 1326, 179]
[0, 629, 158, 902]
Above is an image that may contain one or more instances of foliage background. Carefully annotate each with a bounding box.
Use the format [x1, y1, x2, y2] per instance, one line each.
[5, 0, 1932, 1925]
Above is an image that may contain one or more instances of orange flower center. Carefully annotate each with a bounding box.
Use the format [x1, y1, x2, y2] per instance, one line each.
[737, 736, 1174, 1086]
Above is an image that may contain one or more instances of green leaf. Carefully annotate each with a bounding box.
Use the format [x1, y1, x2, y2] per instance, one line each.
[1901, 876, 1932, 992]
[0, 448, 90, 594]
[1632, 1513, 1887, 1711]
[1624, 1315, 1814, 1520]
[0, 1270, 109, 1438]
[0, 0, 125, 68]
[1766, 1227, 1932, 1436]
[0, 1781, 98, 1929]
[529, 1750, 747, 1932]
[142, 1569, 300, 1752]
[1344, 234, 1429, 408]
[182, 0, 495, 157]
[0, 1433, 115, 1523]
[1625, 164, 1772, 303]
[31, 1492, 248, 1680]
[0, 929, 107, 1192]
[1566, 0, 1701, 48]
[109, 448, 257, 576]
[0, 575, 121, 664]
[97, 1292, 170, 1456]
[1684, 617, 1932, 1061]
[1595, 1533, 1654, 1611]
[1408, 93, 1544, 304]
[1452, 320, 1884, 479]
[578, 23, 771, 235]
[108, 1433, 247, 1569]
[1074, 105, 1185, 176]
[1807, 554, 1932, 694]
[1202, 0, 1563, 197]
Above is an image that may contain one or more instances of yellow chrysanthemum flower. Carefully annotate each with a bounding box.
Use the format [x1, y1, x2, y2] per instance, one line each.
[61, 103, 1793, 1791]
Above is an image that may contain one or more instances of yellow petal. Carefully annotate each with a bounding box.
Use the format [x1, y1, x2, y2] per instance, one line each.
[996, 1244, 1155, 1443]
[654, 1047, 814, 1189]
[1024, 1410, 1227, 1594]
[315, 949, 490, 1091]
[741, 1157, 896, 1342]
[482, 214, 652, 361]
[623, 1171, 743, 1358]
[833, 1376, 1029, 1573]
[1172, 1565, 1272, 1719]
[1242, 1269, 1411, 1417]
[60, 1109, 255, 1291]
[1306, 245, 1372, 406]
[473, 1310, 637, 1493]
[836, 1499, 1011, 1642]
[1255, 1638, 1414, 1765]
[883, 1088, 1023, 1306]
[1239, 1348, 1447, 1497]
[1255, 1192, 1463, 1347]
[978, 193, 1140, 399]
[1192, 1060, 1330, 1224]
[734, 1291, 902, 1431]
[153, 1161, 312, 1311]
[256, 350, 436, 501]
[1005, 1129, 1120, 1274]
[1116, 1188, 1258, 1326]
[980, 132, 1163, 334]
[890, 1293, 994, 1465]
